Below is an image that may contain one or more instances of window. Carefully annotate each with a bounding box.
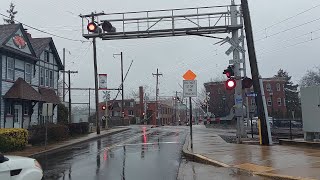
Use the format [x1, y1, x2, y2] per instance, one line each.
[250, 99, 255, 106]
[25, 63, 32, 83]
[130, 102, 134, 107]
[266, 83, 271, 92]
[45, 69, 49, 86]
[7, 57, 14, 80]
[23, 103, 29, 115]
[7, 105, 12, 115]
[283, 98, 286, 106]
[277, 98, 282, 106]
[129, 110, 134, 115]
[49, 71, 54, 87]
[44, 51, 50, 62]
[267, 97, 272, 106]
[14, 108, 19, 123]
[276, 83, 281, 91]
[40, 68, 45, 86]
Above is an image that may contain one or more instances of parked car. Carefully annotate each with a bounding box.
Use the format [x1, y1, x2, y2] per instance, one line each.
[245, 117, 273, 127]
[0, 153, 43, 180]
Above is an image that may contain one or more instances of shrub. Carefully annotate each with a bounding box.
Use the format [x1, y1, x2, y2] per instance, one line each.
[68, 122, 89, 135]
[58, 103, 69, 124]
[28, 123, 69, 145]
[0, 128, 28, 152]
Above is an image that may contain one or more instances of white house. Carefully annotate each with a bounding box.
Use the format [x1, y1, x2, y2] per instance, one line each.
[0, 23, 63, 128]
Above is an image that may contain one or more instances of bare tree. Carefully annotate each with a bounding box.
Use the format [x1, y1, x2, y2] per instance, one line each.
[3, 3, 17, 24]
[300, 67, 320, 87]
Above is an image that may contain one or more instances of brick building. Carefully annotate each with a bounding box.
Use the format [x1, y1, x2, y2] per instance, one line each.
[145, 101, 175, 125]
[204, 77, 287, 118]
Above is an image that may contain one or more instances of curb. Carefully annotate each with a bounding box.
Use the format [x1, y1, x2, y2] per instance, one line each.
[30, 127, 130, 157]
[181, 135, 313, 180]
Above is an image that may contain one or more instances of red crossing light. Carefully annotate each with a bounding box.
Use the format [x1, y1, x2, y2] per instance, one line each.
[102, 105, 106, 110]
[226, 79, 236, 90]
[87, 22, 97, 32]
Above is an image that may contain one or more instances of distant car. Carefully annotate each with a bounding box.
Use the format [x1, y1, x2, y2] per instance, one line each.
[0, 153, 43, 180]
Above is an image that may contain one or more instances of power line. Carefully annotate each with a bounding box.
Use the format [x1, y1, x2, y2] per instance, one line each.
[0, 12, 89, 43]
[256, 3, 320, 34]
[256, 16, 320, 42]
[258, 35, 320, 56]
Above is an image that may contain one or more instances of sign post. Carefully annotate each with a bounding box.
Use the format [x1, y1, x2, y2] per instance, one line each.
[183, 70, 197, 151]
[42, 103, 53, 150]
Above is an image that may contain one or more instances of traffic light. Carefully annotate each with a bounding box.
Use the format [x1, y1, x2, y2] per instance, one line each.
[87, 22, 102, 33]
[225, 78, 236, 90]
[87, 22, 98, 32]
[102, 21, 116, 33]
[223, 65, 235, 78]
[102, 105, 106, 110]
[223, 65, 236, 90]
[242, 77, 253, 89]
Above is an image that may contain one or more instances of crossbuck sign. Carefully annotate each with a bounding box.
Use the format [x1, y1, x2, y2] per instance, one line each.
[221, 35, 245, 56]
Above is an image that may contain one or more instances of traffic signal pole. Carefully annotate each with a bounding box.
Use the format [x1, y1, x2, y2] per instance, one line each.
[241, 0, 270, 145]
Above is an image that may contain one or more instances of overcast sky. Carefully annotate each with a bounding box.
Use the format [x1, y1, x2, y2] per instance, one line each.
[2, 0, 320, 104]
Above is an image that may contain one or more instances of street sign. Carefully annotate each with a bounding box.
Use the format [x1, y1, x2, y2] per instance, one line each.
[99, 74, 108, 90]
[42, 103, 53, 116]
[183, 80, 197, 97]
[229, 58, 244, 64]
[223, 36, 245, 56]
[246, 93, 257, 97]
[183, 70, 197, 80]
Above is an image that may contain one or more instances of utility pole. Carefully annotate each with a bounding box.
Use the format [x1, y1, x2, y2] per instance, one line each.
[93, 35, 100, 134]
[63, 48, 66, 102]
[61, 70, 78, 123]
[241, 0, 270, 145]
[121, 52, 124, 125]
[175, 91, 178, 125]
[153, 68, 162, 126]
[113, 52, 125, 125]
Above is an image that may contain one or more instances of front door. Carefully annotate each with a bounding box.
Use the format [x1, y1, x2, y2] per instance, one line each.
[13, 105, 22, 128]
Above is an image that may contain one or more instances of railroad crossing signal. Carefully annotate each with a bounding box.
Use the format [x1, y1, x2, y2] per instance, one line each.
[221, 35, 245, 56]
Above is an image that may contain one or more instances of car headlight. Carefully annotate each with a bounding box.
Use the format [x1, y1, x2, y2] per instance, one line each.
[34, 160, 42, 170]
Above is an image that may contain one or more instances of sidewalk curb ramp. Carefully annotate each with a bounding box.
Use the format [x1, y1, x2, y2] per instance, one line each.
[181, 135, 315, 180]
[30, 127, 130, 158]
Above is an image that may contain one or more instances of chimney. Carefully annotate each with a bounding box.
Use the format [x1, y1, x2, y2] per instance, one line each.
[24, 29, 32, 39]
[139, 86, 144, 119]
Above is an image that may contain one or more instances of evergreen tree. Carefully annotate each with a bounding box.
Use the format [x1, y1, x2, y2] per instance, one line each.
[3, 3, 17, 24]
[274, 69, 301, 118]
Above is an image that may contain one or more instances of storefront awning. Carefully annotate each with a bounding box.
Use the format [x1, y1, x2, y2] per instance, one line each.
[4, 78, 42, 101]
[39, 88, 60, 104]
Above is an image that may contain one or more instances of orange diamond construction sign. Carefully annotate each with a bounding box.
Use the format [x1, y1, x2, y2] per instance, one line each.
[183, 70, 197, 80]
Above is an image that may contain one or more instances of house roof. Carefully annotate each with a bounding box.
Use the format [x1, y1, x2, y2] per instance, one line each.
[0, 24, 19, 44]
[4, 78, 42, 101]
[39, 88, 60, 104]
[29, 37, 51, 57]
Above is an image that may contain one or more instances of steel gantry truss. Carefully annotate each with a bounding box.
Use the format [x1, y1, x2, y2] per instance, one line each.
[80, 5, 242, 40]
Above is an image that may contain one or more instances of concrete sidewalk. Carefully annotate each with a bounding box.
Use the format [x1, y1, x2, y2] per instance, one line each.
[183, 125, 320, 180]
[8, 127, 130, 157]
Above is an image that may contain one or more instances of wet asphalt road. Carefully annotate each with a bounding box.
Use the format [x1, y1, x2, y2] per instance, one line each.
[35, 126, 187, 180]
[35, 125, 274, 180]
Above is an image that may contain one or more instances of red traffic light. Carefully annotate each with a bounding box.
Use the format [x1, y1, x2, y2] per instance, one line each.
[87, 22, 97, 32]
[102, 105, 106, 110]
[225, 79, 236, 90]
[223, 65, 235, 78]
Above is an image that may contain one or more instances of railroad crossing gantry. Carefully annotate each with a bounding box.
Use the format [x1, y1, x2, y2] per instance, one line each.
[80, 5, 242, 40]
